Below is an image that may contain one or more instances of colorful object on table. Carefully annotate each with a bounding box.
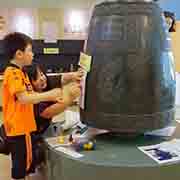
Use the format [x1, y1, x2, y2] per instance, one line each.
[76, 126, 88, 135]
[58, 136, 65, 144]
[69, 134, 74, 142]
[72, 139, 96, 151]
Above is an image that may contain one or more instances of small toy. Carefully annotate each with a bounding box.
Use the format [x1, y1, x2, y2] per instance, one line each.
[72, 139, 96, 151]
[58, 136, 65, 144]
[69, 134, 74, 142]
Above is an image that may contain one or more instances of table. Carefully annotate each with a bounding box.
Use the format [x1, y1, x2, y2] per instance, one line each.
[45, 121, 180, 180]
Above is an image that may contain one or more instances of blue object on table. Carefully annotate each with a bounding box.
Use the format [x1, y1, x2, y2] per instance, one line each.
[155, 149, 173, 160]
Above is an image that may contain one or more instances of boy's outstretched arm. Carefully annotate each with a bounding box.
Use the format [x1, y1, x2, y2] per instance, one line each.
[16, 88, 62, 104]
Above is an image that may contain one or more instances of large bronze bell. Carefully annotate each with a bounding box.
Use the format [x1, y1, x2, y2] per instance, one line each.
[80, 0, 176, 133]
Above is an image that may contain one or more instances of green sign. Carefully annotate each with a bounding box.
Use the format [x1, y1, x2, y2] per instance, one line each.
[43, 48, 59, 54]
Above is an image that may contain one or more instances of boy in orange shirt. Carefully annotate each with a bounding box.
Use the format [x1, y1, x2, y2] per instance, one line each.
[2, 32, 70, 180]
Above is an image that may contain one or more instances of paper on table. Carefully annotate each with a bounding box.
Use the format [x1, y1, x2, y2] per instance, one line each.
[45, 137, 65, 148]
[62, 110, 80, 130]
[138, 138, 180, 164]
[144, 126, 176, 137]
[55, 146, 84, 158]
[72, 127, 109, 142]
[45, 136, 72, 148]
[80, 127, 109, 138]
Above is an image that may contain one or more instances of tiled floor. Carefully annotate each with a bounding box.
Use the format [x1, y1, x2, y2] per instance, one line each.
[0, 112, 10, 180]
[0, 151, 47, 180]
[0, 154, 11, 180]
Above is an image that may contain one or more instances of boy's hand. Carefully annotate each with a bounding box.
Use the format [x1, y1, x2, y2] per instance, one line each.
[61, 68, 85, 85]
[62, 82, 81, 106]
[16, 88, 63, 104]
[71, 84, 81, 98]
[68, 82, 81, 99]
[71, 68, 84, 82]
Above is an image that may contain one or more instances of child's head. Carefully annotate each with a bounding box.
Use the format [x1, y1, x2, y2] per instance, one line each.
[3, 32, 33, 65]
[25, 63, 48, 92]
[164, 11, 176, 32]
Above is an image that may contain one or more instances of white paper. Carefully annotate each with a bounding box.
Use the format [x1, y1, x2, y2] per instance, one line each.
[144, 126, 176, 137]
[52, 112, 65, 123]
[45, 137, 65, 148]
[71, 127, 109, 142]
[42, 21, 58, 43]
[55, 146, 84, 158]
[80, 71, 87, 109]
[80, 127, 109, 138]
[62, 110, 80, 130]
[45, 135, 72, 148]
[78, 53, 92, 72]
[138, 139, 180, 164]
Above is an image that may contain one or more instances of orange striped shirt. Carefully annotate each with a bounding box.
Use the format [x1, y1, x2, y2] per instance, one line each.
[2, 65, 37, 136]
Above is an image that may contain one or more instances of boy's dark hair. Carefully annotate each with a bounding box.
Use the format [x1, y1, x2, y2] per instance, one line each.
[3, 32, 32, 60]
